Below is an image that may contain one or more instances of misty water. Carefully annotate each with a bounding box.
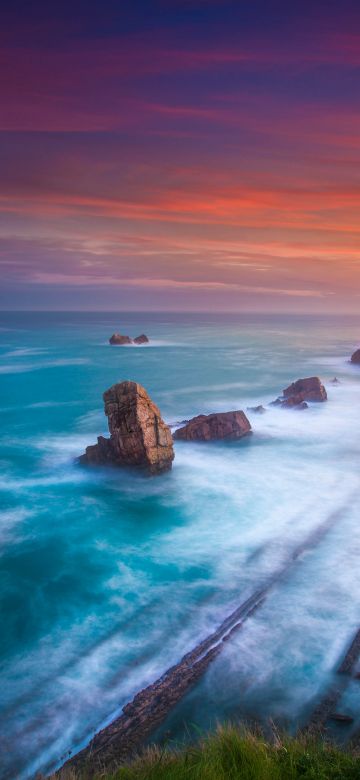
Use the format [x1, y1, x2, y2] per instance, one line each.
[1, 311, 360, 779]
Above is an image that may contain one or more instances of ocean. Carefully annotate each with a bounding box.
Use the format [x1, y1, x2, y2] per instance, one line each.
[1, 311, 360, 779]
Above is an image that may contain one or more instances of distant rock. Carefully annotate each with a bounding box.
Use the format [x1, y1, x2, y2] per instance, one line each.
[351, 348, 360, 364]
[134, 334, 149, 344]
[330, 377, 340, 384]
[247, 405, 266, 414]
[80, 381, 174, 475]
[173, 411, 251, 442]
[109, 333, 133, 345]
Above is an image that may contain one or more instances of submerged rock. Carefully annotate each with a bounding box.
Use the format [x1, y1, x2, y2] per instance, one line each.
[173, 411, 251, 442]
[109, 333, 133, 345]
[351, 348, 360, 364]
[247, 405, 266, 414]
[330, 377, 340, 384]
[80, 381, 174, 475]
[329, 713, 354, 724]
[134, 334, 149, 344]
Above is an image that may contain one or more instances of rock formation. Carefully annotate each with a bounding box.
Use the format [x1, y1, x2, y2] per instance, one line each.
[247, 405, 266, 414]
[272, 376, 327, 409]
[134, 334, 149, 344]
[330, 377, 340, 384]
[283, 376, 327, 402]
[80, 381, 174, 475]
[351, 348, 360, 364]
[173, 411, 251, 442]
[109, 333, 133, 345]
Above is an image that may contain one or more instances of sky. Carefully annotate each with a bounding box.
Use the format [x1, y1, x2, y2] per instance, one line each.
[1, 0, 360, 312]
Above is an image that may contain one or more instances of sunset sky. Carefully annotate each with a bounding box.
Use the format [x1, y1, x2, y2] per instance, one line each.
[1, 0, 360, 311]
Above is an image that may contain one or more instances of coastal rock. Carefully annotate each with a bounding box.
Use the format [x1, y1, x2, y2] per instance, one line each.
[283, 376, 327, 402]
[109, 333, 133, 345]
[134, 334, 149, 344]
[80, 381, 174, 475]
[271, 376, 327, 410]
[330, 377, 340, 384]
[351, 348, 360, 364]
[247, 405, 266, 414]
[173, 411, 251, 442]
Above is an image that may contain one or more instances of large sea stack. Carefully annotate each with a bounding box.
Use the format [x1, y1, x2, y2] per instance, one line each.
[173, 411, 251, 442]
[80, 381, 174, 475]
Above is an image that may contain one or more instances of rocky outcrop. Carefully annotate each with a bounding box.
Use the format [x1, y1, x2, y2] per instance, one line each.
[283, 376, 327, 402]
[80, 381, 174, 475]
[272, 376, 327, 409]
[330, 377, 340, 384]
[351, 348, 360, 364]
[247, 405, 266, 414]
[173, 411, 251, 442]
[109, 333, 133, 345]
[134, 334, 149, 344]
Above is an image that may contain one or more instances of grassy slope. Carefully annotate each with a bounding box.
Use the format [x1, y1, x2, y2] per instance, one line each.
[57, 725, 360, 779]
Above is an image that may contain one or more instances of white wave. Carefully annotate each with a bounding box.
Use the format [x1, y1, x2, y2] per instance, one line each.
[0, 507, 33, 546]
[0, 472, 86, 491]
[0, 358, 90, 374]
[4, 347, 49, 357]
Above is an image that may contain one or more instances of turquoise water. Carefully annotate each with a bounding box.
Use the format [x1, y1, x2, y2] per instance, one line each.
[1, 311, 360, 778]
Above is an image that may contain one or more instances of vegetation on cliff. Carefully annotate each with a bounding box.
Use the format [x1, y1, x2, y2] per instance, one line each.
[55, 724, 360, 779]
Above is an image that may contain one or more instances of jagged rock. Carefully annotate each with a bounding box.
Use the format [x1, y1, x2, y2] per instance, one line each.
[109, 333, 133, 345]
[173, 411, 251, 442]
[283, 377, 327, 402]
[134, 334, 149, 344]
[247, 405, 266, 414]
[80, 381, 174, 475]
[330, 377, 340, 384]
[351, 348, 360, 364]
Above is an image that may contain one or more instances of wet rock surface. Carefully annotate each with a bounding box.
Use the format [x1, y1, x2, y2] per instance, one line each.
[134, 334, 149, 344]
[80, 381, 174, 475]
[173, 410, 251, 442]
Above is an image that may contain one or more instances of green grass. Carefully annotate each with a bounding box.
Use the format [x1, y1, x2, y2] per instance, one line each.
[56, 725, 360, 779]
